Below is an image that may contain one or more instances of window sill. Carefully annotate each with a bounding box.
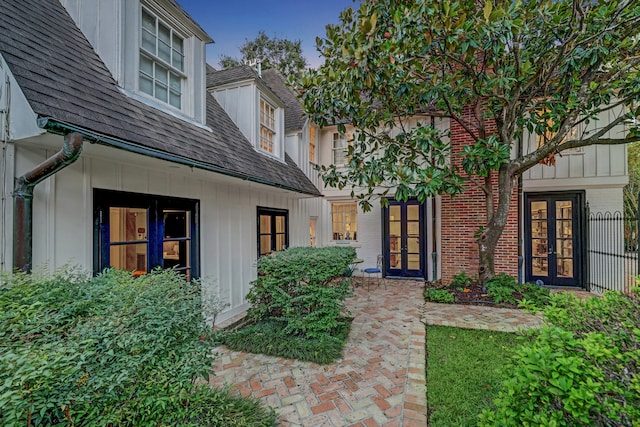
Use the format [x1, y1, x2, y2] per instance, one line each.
[119, 88, 211, 131]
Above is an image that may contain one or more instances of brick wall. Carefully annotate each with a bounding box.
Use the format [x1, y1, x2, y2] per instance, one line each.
[440, 113, 519, 283]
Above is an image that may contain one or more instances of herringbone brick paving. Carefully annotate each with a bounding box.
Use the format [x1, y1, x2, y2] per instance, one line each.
[211, 280, 427, 426]
[211, 279, 543, 426]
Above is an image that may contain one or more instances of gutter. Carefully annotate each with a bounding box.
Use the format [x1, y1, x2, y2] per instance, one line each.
[13, 132, 83, 272]
[37, 118, 322, 197]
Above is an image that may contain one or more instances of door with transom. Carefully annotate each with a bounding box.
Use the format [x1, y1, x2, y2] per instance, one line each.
[384, 200, 425, 278]
[525, 192, 584, 287]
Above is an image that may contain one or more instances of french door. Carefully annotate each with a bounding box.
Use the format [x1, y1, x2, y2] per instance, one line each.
[383, 200, 425, 278]
[525, 192, 584, 287]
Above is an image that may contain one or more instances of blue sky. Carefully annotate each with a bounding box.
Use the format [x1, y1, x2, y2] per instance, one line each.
[178, 0, 356, 69]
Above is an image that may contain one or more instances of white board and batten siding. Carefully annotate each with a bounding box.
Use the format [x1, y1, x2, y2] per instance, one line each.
[523, 105, 628, 186]
[10, 138, 316, 324]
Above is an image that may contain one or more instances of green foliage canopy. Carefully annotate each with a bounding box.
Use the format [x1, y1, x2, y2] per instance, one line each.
[219, 30, 308, 80]
[300, 0, 640, 211]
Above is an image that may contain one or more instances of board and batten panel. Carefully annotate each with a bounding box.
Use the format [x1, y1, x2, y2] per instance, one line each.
[212, 85, 256, 146]
[523, 105, 628, 182]
[17, 142, 313, 323]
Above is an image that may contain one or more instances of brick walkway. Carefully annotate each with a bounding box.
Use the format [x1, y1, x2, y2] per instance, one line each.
[211, 279, 427, 426]
[210, 279, 544, 426]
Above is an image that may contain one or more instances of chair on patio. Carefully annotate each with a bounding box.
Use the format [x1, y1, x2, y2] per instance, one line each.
[363, 254, 385, 291]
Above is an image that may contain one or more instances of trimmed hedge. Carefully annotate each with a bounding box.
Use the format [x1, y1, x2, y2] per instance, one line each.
[247, 246, 356, 339]
[479, 289, 640, 426]
[220, 247, 356, 363]
[0, 268, 277, 427]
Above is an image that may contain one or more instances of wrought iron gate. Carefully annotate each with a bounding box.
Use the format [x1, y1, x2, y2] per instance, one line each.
[586, 203, 638, 293]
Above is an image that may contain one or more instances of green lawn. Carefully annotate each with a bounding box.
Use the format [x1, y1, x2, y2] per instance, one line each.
[426, 326, 531, 427]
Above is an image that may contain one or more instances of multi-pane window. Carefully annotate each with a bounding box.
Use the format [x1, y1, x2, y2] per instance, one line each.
[332, 202, 357, 241]
[139, 8, 184, 109]
[309, 127, 316, 163]
[332, 132, 349, 165]
[260, 99, 276, 153]
[309, 217, 317, 247]
[95, 190, 199, 280]
[534, 110, 583, 153]
[257, 207, 288, 257]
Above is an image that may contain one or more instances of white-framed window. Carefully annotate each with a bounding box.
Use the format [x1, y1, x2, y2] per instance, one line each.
[260, 98, 276, 153]
[332, 202, 357, 241]
[139, 7, 185, 109]
[332, 132, 349, 165]
[535, 110, 584, 154]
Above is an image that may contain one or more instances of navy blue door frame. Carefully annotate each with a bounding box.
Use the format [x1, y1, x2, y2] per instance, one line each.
[382, 200, 427, 278]
[524, 191, 585, 287]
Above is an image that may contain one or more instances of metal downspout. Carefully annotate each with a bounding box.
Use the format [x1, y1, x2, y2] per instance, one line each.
[13, 132, 83, 272]
[517, 135, 524, 283]
[431, 116, 438, 281]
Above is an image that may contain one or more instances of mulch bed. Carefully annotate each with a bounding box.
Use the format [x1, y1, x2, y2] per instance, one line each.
[427, 281, 521, 309]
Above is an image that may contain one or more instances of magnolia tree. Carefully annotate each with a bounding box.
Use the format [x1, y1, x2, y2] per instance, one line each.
[300, 0, 640, 283]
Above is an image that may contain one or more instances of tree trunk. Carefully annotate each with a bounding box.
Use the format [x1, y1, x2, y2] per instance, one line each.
[478, 167, 516, 284]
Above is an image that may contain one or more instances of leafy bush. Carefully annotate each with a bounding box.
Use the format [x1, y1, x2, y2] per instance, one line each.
[479, 289, 640, 426]
[425, 288, 455, 304]
[0, 268, 277, 427]
[221, 247, 355, 363]
[246, 246, 355, 339]
[485, 273, 550, 309]
[451, 271, 474, 286]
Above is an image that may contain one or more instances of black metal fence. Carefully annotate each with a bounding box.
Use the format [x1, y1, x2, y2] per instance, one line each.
[586, 203, 637, 293]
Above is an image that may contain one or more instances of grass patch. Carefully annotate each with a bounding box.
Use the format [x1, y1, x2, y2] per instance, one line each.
[218, 317, 352, 364]
[426, 326, 531, 427]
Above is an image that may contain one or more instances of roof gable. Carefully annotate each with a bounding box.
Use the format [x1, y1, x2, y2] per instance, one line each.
[0, 0, 320, 196]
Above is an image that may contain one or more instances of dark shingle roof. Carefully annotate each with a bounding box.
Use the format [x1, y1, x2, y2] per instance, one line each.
[261, 69, 307, 133]
[0, 0, 320, 196]
[206, 65, 261, 88]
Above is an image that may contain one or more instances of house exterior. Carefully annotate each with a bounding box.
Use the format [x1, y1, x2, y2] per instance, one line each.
[0, 0, 322, 323]
[0, 0, 628, 333]
[239, 63, 628, 291]
[261, 77, 629, 290]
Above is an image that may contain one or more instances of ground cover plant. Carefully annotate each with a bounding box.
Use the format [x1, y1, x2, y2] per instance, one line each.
[424, 273, 550, 310]
[426, 326, 529, 427]
[0, 267, 277, 427]
[479, 288, 640, 426]
[218, 246, 355, 364]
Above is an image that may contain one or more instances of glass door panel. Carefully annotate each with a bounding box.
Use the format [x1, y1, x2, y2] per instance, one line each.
[163, 210, 191, 278]
[389, 206, 402, 269]
[526, 194, 582, 287]
[385, 201, 424, 277]
[530, 201, 548, 277]
[555, 201, 573, 278]
[109, 207, 148, 275]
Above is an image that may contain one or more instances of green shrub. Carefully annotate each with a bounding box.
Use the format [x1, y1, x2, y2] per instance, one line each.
[246, 246, 355, 339]
[451, 271, 474, 286]
[479, 290, 640, 427]
[0, 268, 277, 427]
[485, 273, 550, 309]
[425, 288, 455, 304]
[220, 318, 351, 364]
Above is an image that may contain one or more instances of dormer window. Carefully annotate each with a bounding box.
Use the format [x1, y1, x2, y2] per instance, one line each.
[139, 7, 184, 109]
[260, 98, 276, 153]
